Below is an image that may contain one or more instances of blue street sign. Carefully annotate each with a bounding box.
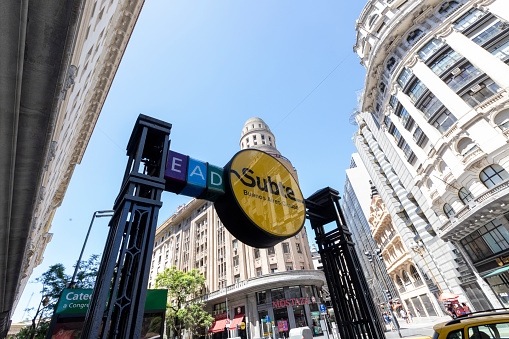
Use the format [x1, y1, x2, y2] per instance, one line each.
[319, 304, 326, 313]
[265, 315, 271, 322]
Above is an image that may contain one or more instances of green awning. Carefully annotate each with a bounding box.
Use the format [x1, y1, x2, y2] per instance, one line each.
[483, 265, 509, 278]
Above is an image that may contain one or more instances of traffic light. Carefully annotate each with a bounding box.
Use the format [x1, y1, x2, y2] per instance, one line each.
[364, 251, 373, 262]
[375, 249, 383, 261]
[384, 289, 392, 300]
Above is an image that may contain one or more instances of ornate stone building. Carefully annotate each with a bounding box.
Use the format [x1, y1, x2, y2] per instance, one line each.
[7, 0, 145, 329]
[149, 118, 326, 339]
[368, 189, 441, 317]
[352, 0, 509, 311]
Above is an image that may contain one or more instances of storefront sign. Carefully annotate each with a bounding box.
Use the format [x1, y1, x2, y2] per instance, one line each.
[272, 297, 316, 309]
[496, 255, 509, 266]
[215, 149, 306, 247]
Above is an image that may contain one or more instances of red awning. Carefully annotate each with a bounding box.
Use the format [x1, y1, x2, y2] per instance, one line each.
[230, 314, 244, 329]
[208, 318, 228, 333]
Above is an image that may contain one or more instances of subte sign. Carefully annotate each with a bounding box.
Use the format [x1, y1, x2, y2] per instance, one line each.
[164, 149, 306, 248]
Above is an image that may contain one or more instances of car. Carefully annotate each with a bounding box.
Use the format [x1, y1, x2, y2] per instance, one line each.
[431, 309, 509, 339]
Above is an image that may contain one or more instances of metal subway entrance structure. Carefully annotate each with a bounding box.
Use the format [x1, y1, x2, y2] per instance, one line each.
[81, 115, 171, 338]
[306, 187, 385, 339]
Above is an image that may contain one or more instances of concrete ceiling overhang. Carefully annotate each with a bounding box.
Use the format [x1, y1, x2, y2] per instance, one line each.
[0, 0, 81, 336]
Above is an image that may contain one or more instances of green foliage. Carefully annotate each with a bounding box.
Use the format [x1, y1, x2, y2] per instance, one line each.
[155, 266, 214, 339]
[13, 320, 50, 339]
[33, 254, 100, 315]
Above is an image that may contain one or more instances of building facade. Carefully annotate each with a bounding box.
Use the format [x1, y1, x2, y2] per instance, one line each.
[353, 0, 509, 310]
[149, 118, 326, 339]
[368, 188, 442, 317]
[10, 0, 145, 324]
[343, 154, 401, 316]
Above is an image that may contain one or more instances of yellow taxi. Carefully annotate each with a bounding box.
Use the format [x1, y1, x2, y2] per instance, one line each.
[431, 310, 509, 339]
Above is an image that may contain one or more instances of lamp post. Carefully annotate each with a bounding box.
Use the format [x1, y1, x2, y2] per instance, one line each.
[68, 210, 114, 288]
[30, 295, 49, 339]
[409, 241, 443, 294]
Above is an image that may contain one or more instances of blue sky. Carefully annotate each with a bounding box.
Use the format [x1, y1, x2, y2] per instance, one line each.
[14, 0, 367, 321]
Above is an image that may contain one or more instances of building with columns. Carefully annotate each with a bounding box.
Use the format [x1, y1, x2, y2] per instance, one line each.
[352, 0, 509, 311]
[149, 118, 326, 339]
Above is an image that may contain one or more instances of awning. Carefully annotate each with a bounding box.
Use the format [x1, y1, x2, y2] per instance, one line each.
[229, 314, 245, 329]
[208, 318, 228, 333]
[483, 265, 509, 278]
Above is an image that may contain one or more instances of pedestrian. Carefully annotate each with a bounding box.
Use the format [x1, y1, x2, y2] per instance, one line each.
[415, 307, 421, 317]
[408, 310, 414, 323]
[400, 308, 409, 323]
[462, 302, 471, 314]
[446, 305, 456, 319]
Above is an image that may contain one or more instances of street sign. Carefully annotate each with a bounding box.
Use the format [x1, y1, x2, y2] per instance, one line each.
[319, 304, 327, 313]
[265, 315, 271, 322]
[225, 318, 231, 328]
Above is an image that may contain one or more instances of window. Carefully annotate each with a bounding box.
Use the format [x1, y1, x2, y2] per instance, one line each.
[270, 264, 278, 273]
[286, 264, 294, 271]
[379, 82, 386, 94]
[456, 137, 477, 156]
[296, 243, 302, 253]
[454, 8, 484, 31]
[480, 164, 509, 188]
[430, 49, 462, 75]
[268, 246, 275, 255]
[407, 29, 423, 44]
[234, 274, 240, 283]
[462, 79, 501, 108]
[387, 57, 396, 72]
[257, 291, 267, 304]
[256, 267, 262, 276]
[458, 187, 474, 204]
[282, 242, 290, 253]
[445, 329, 463, 339]
[402, 270, 412, 286]
[490, 37, 509, 61]
[413, 127, 424, 144]
[438, 1, 459, 16]
[271, 288, 285, 301]
[419, 94, 443, 119]
[445, 64, 482, 92]
[398, 68, 412, 88]
[461, 218, 509, 262]
[443, 203, 456, 218]
[389, 95, 398, 108]
[433, 110, 457, 134]
[473, 21, 505, 46]
[408, 80, 427, 103]
[410, 265, 422, 283]
[418, 39, 444, 61]
[468, 321, 509, 339]
[233, 255, 239, 267]
[399, 107, 410, 126]
[232, 239, 238, 249]
[494, 109, 509, 131]
[254, 248, 260, 259]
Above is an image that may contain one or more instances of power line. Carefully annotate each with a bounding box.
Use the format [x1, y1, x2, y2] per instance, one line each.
[276, 54, 350, 127]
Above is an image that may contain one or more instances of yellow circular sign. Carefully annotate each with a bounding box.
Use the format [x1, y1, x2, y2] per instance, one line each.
[229, 150, 305, 237]
[241, 322, 246, 330]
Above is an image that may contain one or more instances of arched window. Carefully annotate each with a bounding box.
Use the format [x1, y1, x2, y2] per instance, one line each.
[458, 187, 474, 204]
[443, 203, 455, 217]
[387, 57, 396, 72]
[494, 109, 509, 131]
[457, 137, 477, 156]
[379, 82, 386, 94]
[439, 1, 459, 15]
[480, 165, 509, 188]
[410, 265, 422, 283]
[395, 275, 404, 287]
[369, 14, 379, 28]
[407, 29, 423, 44]
[402, 270, 412, 286]
[426, 179, 434, 190]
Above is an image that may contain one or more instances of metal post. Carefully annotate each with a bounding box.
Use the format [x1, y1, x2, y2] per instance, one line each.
[68, 210, 114, 288]
[226, 282, 230, 338]
[410, 243, 443, 293]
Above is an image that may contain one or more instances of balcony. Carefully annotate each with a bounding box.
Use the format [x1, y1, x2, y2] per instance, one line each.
[438, 178, 509, 241]
[405, 218, 414, 227]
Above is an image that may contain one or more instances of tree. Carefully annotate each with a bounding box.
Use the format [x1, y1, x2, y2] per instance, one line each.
[32, 254, 100, 316]
[155, 266, 214, 339]
[13, 320, 49, 339]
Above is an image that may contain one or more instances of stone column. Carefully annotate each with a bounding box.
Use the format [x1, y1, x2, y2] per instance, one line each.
[395, 90, 442, 144]
[444, 30, 509, 90]
[487, 1, 509, 22]
[412, 59, 472, 119]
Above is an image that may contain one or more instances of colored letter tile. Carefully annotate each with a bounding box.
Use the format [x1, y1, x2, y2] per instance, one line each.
[164, 151, 188, 193]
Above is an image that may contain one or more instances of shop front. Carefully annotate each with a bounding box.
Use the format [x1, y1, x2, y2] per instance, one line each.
[481, 254, 509, 308]
[203, 270, 326, 339]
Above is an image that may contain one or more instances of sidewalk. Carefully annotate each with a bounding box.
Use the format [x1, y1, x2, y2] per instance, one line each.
[385, 316, 451, 339]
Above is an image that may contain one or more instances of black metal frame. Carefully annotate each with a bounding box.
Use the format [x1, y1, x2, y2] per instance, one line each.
[306, 187, 385, 339]
[81, 115, 171, 339]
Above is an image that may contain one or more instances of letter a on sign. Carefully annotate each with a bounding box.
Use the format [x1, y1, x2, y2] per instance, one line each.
[180, 158, 207, 197]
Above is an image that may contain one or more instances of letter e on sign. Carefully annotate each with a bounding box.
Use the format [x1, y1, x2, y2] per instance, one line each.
[164, 151, 188, 193]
